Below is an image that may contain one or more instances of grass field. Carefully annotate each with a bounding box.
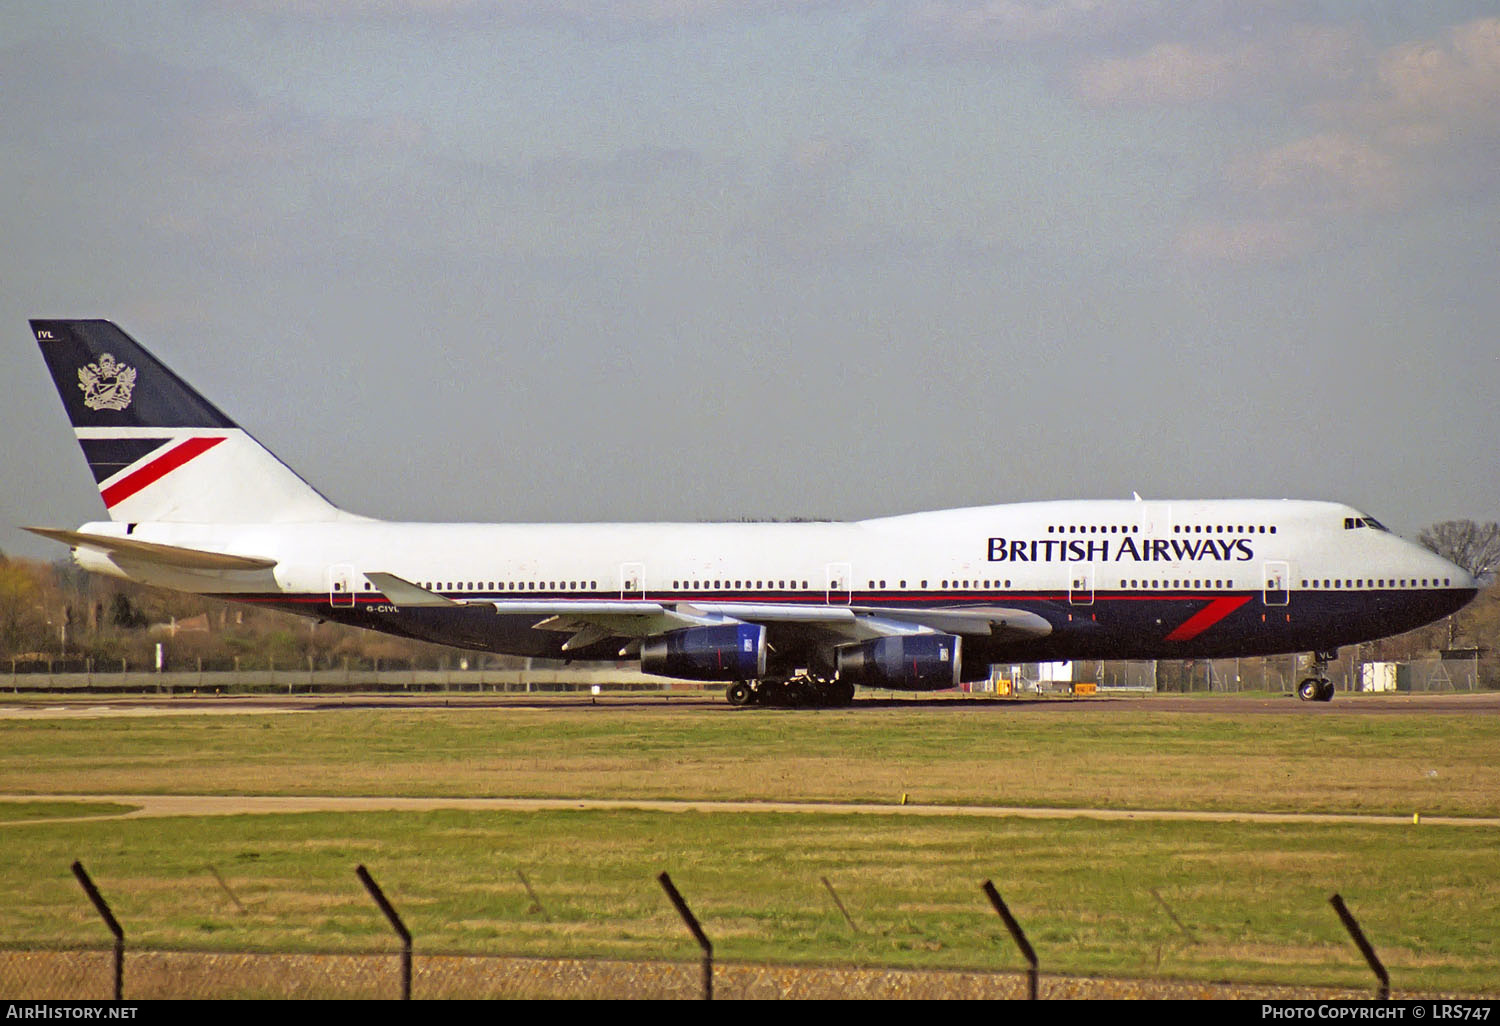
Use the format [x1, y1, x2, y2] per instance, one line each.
[2, 695, 1498, 816]
[1, 694, 1497, 995]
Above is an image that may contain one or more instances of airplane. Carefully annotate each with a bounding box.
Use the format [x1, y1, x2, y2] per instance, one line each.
[22, 319, 1478, 707]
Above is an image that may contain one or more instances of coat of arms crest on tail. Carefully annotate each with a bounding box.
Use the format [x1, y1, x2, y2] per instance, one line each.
[78, 353, 137, 411]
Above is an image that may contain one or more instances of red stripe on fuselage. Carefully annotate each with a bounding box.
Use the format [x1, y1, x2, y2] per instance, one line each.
[100, 436, 226, 508]
[1164, 595, 1253, 641]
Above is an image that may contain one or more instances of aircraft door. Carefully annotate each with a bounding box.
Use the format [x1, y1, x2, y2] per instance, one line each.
[328, 564, 357, 608]
[1263, 561, 1290, 606]
[620, 562, 645, 599]
[1068, 564, 1095, 606]
[825, 562, 852, 606]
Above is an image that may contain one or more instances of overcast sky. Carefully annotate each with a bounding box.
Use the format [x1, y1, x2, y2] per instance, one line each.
[2, 2, 1497, 558]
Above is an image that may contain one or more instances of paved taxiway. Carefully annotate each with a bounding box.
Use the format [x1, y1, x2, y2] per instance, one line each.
[3, 793, 1498, 829]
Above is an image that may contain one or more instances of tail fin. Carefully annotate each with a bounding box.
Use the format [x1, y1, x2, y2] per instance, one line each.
[30, 319, 348, 523]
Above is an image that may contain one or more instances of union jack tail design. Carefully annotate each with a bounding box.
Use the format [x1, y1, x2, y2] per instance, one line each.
[31, 319, 345, 524]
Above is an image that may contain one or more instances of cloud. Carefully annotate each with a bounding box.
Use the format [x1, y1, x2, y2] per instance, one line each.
[0, 37, 427, 177]
[1359, 16, 1500, 153]
[1072, 23, 1363, 108]
[736, 134, 878, 262]
[1174, 218, 1306, 264]
[1121, 16, 1500, 261]
[1233, 132, 1402, 215]
[524, 146, 704, 192]
[225, 0, 836, 31]
[1073, 41, 1247, 105]
[902, 0, 1167, 51]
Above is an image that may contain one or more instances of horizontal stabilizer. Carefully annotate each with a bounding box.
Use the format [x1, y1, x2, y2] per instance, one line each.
[24, 527, 277, 572]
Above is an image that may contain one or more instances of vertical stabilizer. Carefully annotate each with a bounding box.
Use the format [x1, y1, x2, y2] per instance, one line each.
[30, 319, 348, 523]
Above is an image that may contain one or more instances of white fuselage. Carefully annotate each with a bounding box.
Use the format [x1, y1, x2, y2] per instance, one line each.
[68, 498, 1476, 665]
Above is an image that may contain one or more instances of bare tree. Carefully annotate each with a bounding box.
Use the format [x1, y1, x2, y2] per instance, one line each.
[1419, 520, 1500, 583]
[1418, 520, 1499, 650]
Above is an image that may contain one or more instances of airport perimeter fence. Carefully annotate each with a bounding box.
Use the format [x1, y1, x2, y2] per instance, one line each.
[1098, 655, 1500, 695]
[6, 654, 1496, 699]
[3, 654, 692, 695]
[1001, 655, 1500, 697]
[0, 866, 1407, 1001]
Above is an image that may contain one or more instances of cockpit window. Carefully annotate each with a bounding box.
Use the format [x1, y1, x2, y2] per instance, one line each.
[1343, 515, 1390, 531]
[1362, 516, 1388, 531]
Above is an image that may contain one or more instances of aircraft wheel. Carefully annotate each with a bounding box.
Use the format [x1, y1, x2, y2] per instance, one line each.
[726, 681, 754, 707]
[1316, 679, 1335, 702]
[1298, 678, 1320, 702]
[783, 681, 808, 708]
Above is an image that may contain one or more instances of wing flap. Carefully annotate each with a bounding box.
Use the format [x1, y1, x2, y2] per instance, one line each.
[687, 602, 1053, 640]
[361, 577, 719, 637]
[860, 606, 1054, 639]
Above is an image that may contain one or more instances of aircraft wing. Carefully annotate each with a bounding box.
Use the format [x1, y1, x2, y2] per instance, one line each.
[25, 527, 277, 572]
[365, 574, 1051, 652]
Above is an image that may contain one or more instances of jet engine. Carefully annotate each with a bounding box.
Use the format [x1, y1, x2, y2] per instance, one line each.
[835, 634, 963, 691]
[641, 623, 767, 681]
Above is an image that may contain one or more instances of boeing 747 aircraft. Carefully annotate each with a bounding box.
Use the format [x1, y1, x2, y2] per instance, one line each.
[23, 320, 1477, 706]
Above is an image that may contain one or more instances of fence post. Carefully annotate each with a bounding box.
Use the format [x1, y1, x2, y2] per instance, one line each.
[71, 861, 124, 1001]
[981, 880, 1039, 999]
[356, 865, 412, 1000]
[515, 869, 550, 921]
[820, 876, 859, 933]
[1329, 893, 1389, 999]
[657, 872, 712, 1000]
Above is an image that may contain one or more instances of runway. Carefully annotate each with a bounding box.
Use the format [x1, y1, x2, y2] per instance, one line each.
[1, 690, 1497, 717]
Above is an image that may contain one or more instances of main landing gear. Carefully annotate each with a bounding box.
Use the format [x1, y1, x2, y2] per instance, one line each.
[725, 675, 857, 708]
[1297, 651, 1337, 703]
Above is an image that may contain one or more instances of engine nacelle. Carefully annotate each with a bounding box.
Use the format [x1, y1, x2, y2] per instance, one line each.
[641, 623, 767, 682]
[836, 634, 962, 691]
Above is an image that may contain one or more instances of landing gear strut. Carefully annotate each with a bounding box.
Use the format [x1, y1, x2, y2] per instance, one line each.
[726, 675, 856, 708]
[1297, 651, 1336, 703]
[726, 680, 755, 707]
